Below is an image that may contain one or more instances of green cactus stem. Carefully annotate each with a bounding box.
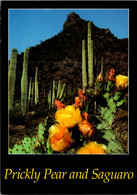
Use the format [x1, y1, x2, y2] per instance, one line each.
[82, 39, 87, 88]
[59, 83, 65, 100]
[35, 67, 39, 104]
[57, 80, 61, 98]
[48, 80, 66, 109]
[28, 77, 32, 107]
[48, 86, 51, 109]
[52, 80, 56, 107]
[31, 82, 34, 105]
[88, 22, 94, 88]
[8, 48, 17, 111]
[94, 57, 98, 79]
[101, 58, 104, 75]
[21, 48, 29, 115]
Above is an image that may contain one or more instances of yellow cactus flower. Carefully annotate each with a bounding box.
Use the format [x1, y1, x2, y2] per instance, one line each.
[55, 105, 82, 128]
[77, 141, 108, 154]
[116, 75, 128, 89]
[49, 123, 73, 152]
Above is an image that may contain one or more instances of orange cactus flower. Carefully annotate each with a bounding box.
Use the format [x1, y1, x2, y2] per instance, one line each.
[55, 100, 65, 110]
[97, 72, 103, 82]
[116, 75, 128, 89]
[82, 112, 90, 121]
[78, 89, 83, 98]
[78, 120, 95, 138]
[75, 97, 80, 108]
[49, 124, 73, 152]
[55, 105, 82, 128]
[107, 68, 115, 81]
[77, 141, 108, 154]
[78, 89, 86, 103]
[75, 89, 86, 108]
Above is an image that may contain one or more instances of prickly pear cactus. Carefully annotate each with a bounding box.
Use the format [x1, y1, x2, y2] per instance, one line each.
[96, 128, 126, 154]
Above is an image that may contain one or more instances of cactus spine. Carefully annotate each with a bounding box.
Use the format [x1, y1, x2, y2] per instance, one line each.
[21, 48, 29, 115]
[35, 67, 39, 104]
[82, 39, 87, 88]
[88, 22, 94, 88]
[8, 49, 17, 111]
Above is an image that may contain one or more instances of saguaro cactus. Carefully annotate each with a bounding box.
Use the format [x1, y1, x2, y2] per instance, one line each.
[31, 82, 35, 105]
[52, 80, 56, 107]
[35, 67, 39, 104]
[21, 48, 29, 115]
[57, 80, 61, 99]
[101, 58, 104, 75]
[48, 80, 66, 109]
[8, 48, 17, 111]
[82, 39, 87, 88]
[59, 83, 66, 99]
[28, 77, 32, 106]
[88, 22, 94, 88]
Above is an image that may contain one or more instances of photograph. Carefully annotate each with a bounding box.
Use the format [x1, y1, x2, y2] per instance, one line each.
[1, 1, 137, 194]
[8, 8, 129, 155]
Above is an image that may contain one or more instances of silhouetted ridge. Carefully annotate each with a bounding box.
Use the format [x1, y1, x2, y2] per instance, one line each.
[15, 12, 128, 101]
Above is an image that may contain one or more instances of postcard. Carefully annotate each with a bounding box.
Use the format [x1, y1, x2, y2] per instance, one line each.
[1, 1, 137, 194]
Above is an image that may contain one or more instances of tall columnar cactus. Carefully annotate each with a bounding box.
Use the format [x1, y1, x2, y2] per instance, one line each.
[52, 80, 56, 107]
[35, 67, 39, 104]
[48, 80, 66, 109]
[56, 80, 66, 100]
[88, 22, 94, 88]
[59, 83, 66, 99]
[8, 48, 17, 111]
[57, 80, 61, 99]
[21, 48, 29, 115]
[82, 39, 87, 88]
[31, 82, 35, 105]
[94, 57, 98, 79]
[28, 77, 32, 106]
[101, 58, 104, 75]
[48, 86, 52, 108]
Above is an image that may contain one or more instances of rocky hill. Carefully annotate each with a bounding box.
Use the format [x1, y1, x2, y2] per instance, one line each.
[15, 12, 128, 101]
